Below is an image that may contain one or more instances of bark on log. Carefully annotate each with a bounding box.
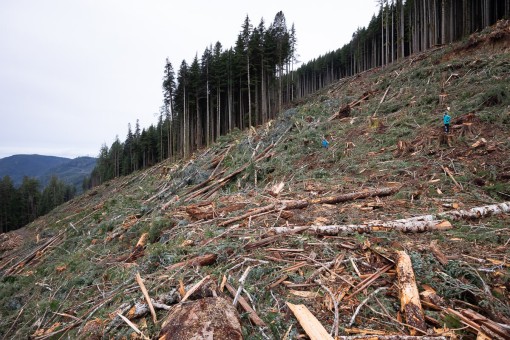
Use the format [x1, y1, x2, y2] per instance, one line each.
[273, 220, 451, 235]
[337, 337, 447, 340]
[461, 309, 510, 339]
[272, 201, 510, 235]
[439, 201, 510, 220]
[166, 253, 217, 270]
[219, 186, 400, 227]
[158, 297, 242, 340]
[307, 186, 401, 205]
[395, 251, 426, 335]
[125, 233, 149, 262]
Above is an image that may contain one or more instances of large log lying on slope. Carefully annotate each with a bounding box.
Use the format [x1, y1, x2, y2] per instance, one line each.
[218, 186, 401, 227]
[273, 220, 452, 235]
[395, 250, 427, 335]
[272, 201, 510, 235]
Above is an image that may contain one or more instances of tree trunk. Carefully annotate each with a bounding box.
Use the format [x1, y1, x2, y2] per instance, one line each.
[272, 202, 510, 235]
[395, 250, 427, 335]
[272, 220, 452, 235]
[247, 54, 252, 127]
[441, 0, 446, 44]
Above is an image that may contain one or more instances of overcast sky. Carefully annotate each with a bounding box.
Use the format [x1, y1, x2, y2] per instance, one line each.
[0, 0, 379, 160]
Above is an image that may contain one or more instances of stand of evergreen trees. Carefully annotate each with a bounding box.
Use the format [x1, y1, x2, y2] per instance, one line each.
[0, 175, 76, 233]
[292, 0, 510, 97]
[85, 11, 297, 186]
[87, 1, 509, 187]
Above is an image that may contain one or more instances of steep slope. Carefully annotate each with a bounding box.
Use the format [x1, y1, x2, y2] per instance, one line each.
[1, 22, 509, 339]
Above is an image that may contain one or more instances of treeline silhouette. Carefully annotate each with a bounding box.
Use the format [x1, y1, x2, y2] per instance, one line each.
[0, 175, 75, 233]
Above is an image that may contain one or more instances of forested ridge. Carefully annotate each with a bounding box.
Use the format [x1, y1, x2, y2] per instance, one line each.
[0, 176, 76, 233]
[88, 1, 509, 187]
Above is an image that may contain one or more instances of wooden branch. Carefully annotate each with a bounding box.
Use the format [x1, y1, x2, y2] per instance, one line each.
[347, 264, 393, 299]
[444, 308, 480, 334]
[166, 253, 217, 270]
[348, 287, 389, 327]
[460, 309, 510, 339]
[244, 226, 310, 250]
[308, 186, 401, 205]
[225, 282, 266, 327]
[232, 266, 252, 307]
[210, 145, 233, 178]
[135, 272, 157, 323]
[429, 240, 448, 266]
[181, 275, 211, 303]
[395, 251, 426, 335]
[123, 290, 179, 321]
[373, 85, 391, 117]
[217, 203, 278, 227]
[4, 231, 65, 276]
[441, 165, 463, 191]
[286, 302, 334, 340]
[117, 314, 150, 340]
[184, 146, 274, 202]
[316, 280, 339, 337]
[438, 201, 510, 220]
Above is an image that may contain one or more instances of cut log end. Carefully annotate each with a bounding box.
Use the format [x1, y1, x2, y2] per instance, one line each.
[158, 297, 242, 340]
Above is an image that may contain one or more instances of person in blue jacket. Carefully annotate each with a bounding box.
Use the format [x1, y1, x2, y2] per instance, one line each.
[443, 107, 451, 133]
[321, 136, 329, 148]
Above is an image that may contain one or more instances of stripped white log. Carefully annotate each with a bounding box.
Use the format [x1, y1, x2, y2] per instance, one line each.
[272, 202, 510, 235]
[273, 220, 451, 235]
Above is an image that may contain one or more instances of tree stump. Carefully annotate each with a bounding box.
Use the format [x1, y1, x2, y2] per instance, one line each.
[158, 297, 243, 340]
[440, 133, 453, 147]
[394, 140, 414, 157]
[368, 116, 380, 129]
[459, 122, 474, 137]
[344, 142, 355, 156]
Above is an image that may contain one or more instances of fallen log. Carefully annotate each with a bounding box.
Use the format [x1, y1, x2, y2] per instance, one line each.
[337, 337, 448, 340]
[166, 253, 217, 270]
[439, 201, 510, 220]
[395, 250, 426, 335]
[307, 186, 401, 205]
[220, 186, 400, 228]
[135, 272, 157, 323]
[460, 309, 510, 339]
[273, 220, 452, 235]
[272, 201, 510, 235]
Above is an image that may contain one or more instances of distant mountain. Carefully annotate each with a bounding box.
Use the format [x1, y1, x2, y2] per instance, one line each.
[0, 154, 96, 192]
[40, 156, 97, 191]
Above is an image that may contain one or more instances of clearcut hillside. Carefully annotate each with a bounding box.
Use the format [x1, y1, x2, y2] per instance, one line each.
[1, 21, 509, 340]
